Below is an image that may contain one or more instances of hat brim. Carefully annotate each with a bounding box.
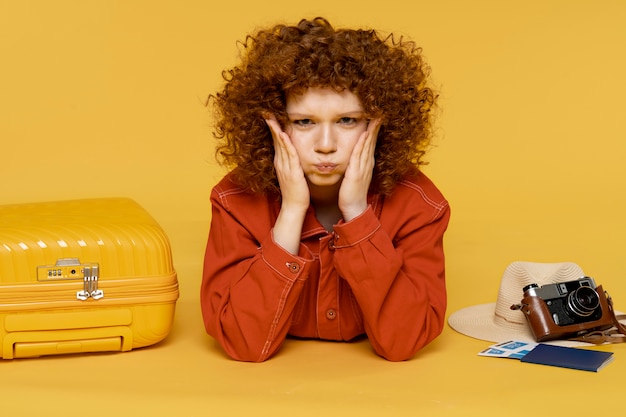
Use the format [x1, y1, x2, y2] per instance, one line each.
[447, 303, 603, 347]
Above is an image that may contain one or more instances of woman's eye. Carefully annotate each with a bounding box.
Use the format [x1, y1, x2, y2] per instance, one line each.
[338, 117, 357, 125]
[293, 119, 313, 127]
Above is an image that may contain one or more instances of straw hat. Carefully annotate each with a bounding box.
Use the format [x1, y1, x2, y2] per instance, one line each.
[448, 261, 596, 347]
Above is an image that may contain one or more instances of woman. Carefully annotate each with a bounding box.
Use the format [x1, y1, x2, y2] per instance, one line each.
[201, 17, 450, 362]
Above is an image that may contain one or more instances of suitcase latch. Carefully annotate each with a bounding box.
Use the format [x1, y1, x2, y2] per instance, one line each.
[76, 264, 104, 301]
[36, 258, 104, 301]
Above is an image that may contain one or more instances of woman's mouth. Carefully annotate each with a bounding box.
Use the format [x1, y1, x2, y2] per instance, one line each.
[314, 163, 337, 173]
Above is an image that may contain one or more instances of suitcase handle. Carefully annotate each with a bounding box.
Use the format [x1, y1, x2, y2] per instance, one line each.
[2, 327, 133, 359]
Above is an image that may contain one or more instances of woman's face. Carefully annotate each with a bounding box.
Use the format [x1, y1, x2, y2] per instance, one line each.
[285, 87, 368, 190]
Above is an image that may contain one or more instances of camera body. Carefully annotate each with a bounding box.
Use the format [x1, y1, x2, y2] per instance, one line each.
[517, 277, 614, 341]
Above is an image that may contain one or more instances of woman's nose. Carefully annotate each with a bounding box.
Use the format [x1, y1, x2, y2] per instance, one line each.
[315, 125, 337, 153]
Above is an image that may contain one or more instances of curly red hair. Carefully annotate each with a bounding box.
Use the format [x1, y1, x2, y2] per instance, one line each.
[208, 17, 438, 196]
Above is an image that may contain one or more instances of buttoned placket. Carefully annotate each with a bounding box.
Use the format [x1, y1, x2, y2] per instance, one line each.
[315, 233, 342, 339]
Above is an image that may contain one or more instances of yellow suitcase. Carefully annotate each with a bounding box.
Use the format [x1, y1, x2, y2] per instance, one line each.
[0, 197, 179, 359]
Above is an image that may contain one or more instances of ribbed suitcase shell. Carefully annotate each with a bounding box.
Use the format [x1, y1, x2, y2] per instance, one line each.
[0, 198, 179, 359]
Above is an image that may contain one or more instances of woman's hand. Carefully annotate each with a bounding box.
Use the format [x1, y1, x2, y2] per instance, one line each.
[265, 115, 309, 254]
[265, 116, 310, 211]
[338, 118, 382, 222]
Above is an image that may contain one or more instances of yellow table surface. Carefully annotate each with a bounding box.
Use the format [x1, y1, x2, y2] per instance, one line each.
[2, 265, 623, 417]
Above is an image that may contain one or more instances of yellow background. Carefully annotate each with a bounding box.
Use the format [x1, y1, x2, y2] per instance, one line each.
[1, 0, 626, 415]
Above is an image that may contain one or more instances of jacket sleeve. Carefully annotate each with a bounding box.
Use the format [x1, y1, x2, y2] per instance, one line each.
[200, 189, 313, 362]
[332, 199, 450, 361]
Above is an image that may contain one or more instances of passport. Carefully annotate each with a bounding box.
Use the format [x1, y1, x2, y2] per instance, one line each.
[520, 343, 614, 372]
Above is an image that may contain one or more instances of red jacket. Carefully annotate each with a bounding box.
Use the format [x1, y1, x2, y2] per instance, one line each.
[201, 169, 450, 362]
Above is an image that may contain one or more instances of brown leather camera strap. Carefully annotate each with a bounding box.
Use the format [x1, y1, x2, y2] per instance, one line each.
[570, 292, 626, 344]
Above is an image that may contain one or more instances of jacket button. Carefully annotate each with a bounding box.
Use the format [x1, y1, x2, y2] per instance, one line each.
[287, 262, 300, 273]
[326, 309, 337, 320]
[327, 239, 335, 251]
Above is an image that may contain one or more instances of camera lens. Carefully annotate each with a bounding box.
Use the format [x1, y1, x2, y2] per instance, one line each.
[522, 283, 539, 293]
[566, 286, 600, 317]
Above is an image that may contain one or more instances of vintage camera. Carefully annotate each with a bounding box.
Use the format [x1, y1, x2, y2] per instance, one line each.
[524, 277, 602, 326]
[515, 277, 614, 341]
